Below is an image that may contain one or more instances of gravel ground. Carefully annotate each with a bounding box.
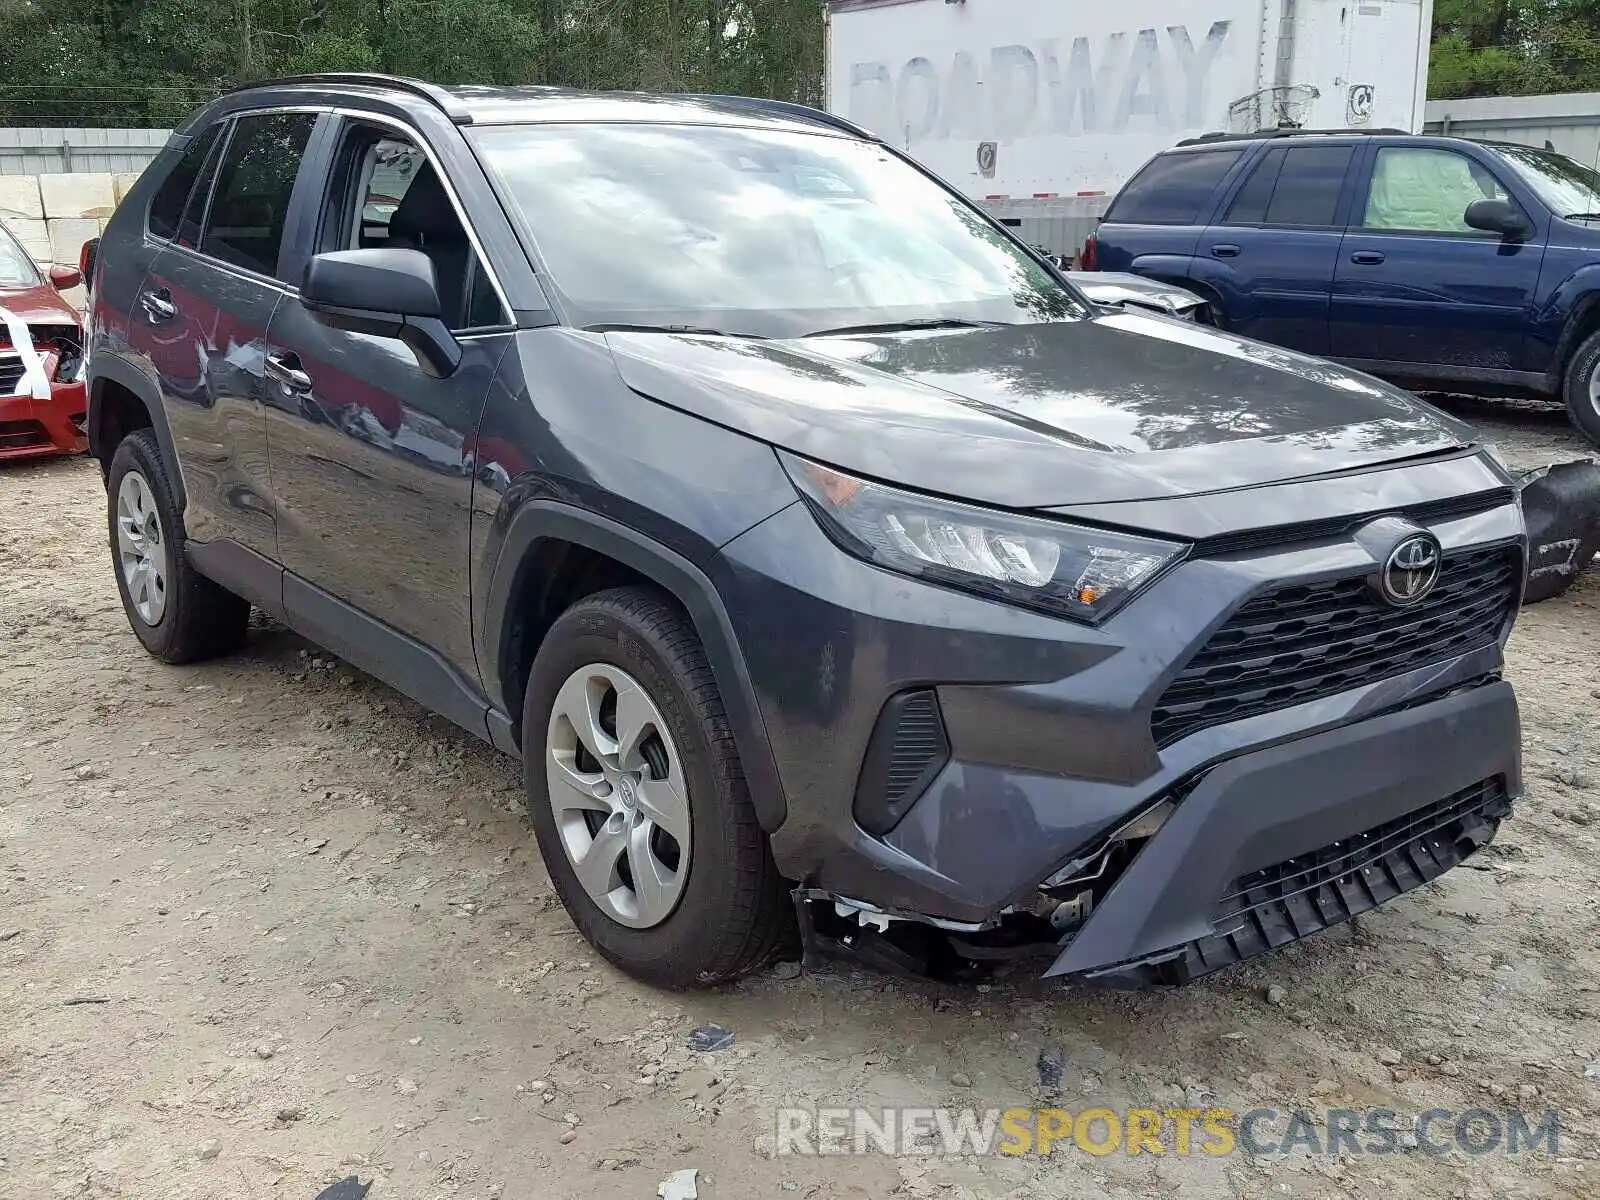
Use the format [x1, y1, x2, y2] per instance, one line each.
[1, 403, 1597, 1200]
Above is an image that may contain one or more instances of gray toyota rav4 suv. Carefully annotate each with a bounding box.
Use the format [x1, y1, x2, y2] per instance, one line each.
[84, 75, 1525, 988]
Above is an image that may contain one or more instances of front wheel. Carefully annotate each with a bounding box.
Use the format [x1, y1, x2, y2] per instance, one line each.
[1560, 328, 1600, 447]
[522, 586, 791, 987]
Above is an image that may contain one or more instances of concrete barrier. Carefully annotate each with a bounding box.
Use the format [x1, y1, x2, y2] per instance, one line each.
[0, 171, 146, 271]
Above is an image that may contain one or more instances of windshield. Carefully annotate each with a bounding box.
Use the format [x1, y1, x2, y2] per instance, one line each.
[0, 224, 41, 288]
[471, 123, 1085, 337]
[1489, 142, 1600, 218]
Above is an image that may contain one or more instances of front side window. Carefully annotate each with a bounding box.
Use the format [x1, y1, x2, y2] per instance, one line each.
[1108, 150, 1242, 225]
[471, 123, 1085, 337]
[200, 112, 316, 279]
[1361, 147, 1510, 233]
[148, 123, 223, 241]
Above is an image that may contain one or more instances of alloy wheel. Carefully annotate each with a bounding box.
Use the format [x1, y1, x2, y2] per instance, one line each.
[544, 663, 691, 928]
[115, 469, 168, 626]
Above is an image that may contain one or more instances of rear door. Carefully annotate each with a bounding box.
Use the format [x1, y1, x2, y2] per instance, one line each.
[134, 110, 323, 561]
[1190, 142, 1359, 356]
[1329, 143, 1545, 372]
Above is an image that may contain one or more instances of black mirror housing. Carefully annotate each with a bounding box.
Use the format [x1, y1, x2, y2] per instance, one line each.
[304, 248, 443, 317]
[301, 249, 461, 377]
[1465, 198, 1534, 241]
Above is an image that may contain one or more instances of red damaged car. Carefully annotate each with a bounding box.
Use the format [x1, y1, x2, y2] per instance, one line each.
[0, 221, 86, 461]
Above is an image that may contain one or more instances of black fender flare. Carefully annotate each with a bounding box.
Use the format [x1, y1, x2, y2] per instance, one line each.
[88, 352, 186, 508]
[481, 501, 788, 833]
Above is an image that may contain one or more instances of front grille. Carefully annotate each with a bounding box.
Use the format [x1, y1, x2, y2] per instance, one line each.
[0, 419, 50, 450]
[0, 353, 25, 394]
[1152, 545, 1520, 746]
[1081, 776, 1512, 986]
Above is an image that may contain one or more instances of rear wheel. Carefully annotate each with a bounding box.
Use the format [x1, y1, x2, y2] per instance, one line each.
[1561, 328, 1600, 447]
[522, 586, 790, 987]
[106, 429, 249, 663]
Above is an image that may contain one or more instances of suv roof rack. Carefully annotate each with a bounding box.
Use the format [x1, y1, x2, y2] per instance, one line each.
[672, 93, 876, 140]
[226, 73, 476, 124]
[1177, 127, 1412, 146]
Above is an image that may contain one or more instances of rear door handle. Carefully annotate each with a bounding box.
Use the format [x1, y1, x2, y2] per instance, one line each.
[139, 288, 176, 323]
[1350, 251, 1386, 265]
[265, 351, 313, 394]
[1209, 244, 1241, 258]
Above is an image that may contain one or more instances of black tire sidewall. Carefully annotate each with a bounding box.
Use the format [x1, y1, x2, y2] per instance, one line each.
[1563, 331, 1600, 446]
[522, 598, 751, 984]
[107, 430, 181, 658]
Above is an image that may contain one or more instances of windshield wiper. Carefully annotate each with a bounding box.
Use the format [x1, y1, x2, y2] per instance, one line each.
[582, 322, 767, 339]
[804, 317, 1006, 338]
[1564, 212, 1600, 220]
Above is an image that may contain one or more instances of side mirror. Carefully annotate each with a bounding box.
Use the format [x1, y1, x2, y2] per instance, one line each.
[302, 248, 461, 378]
[1465, 198, 1534, 241]
[79, 238, 99, 295]
[49, 264, 82, 290]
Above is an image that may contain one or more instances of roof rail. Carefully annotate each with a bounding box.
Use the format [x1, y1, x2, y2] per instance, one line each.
[224, 73, 475, 124]
[673, 93, 876, 140]
[1177, 126, 1411, 146]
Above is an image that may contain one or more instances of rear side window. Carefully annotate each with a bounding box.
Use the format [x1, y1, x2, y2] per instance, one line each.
[148, 124, 223, 241]
[200, 112, 317, 279]
[1226, 145, 1354, 227]
[1107, 150, 1242, 224]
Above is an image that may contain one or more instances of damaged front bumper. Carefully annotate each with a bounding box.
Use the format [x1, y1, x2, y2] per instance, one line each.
[800, 680, 1520, 985]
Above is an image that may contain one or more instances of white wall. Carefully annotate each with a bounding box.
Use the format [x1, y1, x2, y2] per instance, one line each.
[0, 127, 170, 176]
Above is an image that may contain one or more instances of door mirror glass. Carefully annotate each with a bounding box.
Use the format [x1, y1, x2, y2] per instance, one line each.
[301, 248, 460, 378]
[1464, 197, 1534, 240]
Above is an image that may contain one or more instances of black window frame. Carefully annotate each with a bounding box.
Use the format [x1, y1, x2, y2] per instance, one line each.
[146, 122, 225, 243]
[195, 109, 320, 283]
[1105, 149, 1245, 226]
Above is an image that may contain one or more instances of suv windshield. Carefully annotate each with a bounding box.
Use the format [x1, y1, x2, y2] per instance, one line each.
[0, 225, 41, 288]
[1488, 142, 1600, 218]
[471, 123, 1084, 338]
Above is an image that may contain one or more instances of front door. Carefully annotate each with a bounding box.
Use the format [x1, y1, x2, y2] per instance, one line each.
[262, 117, 514, 682]
[1329, 144, 1546, 372]
[1190, 142, 1358, 356]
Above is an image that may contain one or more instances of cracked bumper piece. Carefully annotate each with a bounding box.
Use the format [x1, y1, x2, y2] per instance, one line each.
[1046, 680, 1521, 982]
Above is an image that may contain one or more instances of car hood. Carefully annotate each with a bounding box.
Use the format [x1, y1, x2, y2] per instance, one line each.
[604, 312, 1476, 508]
[0, 280, 80, 328]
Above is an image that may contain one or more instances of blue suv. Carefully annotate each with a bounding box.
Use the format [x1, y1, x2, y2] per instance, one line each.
[1089, 129, 1600, 446]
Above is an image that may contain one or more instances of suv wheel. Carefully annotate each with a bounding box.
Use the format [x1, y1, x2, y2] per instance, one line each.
[107, 429, 249, 663]
[523, 586, 790, 987]
[1561, 328, 1600, 446]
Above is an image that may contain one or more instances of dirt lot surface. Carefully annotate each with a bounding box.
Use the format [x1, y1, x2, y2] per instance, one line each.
[2, 400, 1597, 1200]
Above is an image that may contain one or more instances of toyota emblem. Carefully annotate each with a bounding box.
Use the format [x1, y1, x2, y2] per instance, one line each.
[1379, 533, 1442, 606]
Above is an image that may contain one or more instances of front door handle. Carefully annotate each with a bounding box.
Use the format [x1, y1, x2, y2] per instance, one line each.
[265, 351, 313, 394]
[1210, 244, 1241, 258]
[139, 288, 176, 323]
[1350, 250, 1387, 265]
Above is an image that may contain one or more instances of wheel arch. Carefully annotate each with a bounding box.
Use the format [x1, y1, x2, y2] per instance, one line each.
[88, 355, 184, 506]
[482, 502, 787, 833]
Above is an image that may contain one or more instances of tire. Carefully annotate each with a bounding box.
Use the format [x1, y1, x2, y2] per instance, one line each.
[522, 585, 791, 988]
[107, 428, 250, 663]
[1560, 327, 1600, 447]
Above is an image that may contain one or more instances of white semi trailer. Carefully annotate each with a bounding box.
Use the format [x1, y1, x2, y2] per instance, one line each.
[824, 0, 1433, 257]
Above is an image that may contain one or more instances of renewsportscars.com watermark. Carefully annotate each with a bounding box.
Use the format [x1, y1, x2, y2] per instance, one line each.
[774, 1106, 1562, 1158]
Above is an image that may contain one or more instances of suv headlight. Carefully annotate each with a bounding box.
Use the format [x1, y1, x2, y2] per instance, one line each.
[781, 453, 1186, 623]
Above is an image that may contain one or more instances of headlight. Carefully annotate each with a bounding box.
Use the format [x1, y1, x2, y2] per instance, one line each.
[781, 453, 1187, 623]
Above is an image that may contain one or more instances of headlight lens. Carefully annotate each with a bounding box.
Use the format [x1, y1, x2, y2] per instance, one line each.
[782, 453, 1186, 623]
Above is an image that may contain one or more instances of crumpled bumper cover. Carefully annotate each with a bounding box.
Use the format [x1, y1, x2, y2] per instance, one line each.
[1046, 680, 1521, 981]
[0, 380, 88, 459]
